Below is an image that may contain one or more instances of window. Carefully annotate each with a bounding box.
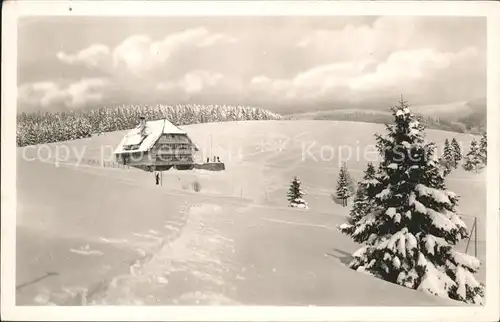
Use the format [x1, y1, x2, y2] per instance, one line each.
[158, 143, 192, 151]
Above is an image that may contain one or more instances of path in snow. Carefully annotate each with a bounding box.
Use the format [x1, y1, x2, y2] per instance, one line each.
[88, 203, 241, 305]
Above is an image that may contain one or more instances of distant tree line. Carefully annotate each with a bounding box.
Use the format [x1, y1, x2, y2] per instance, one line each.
[458, 110, 487, 133]
[286, 110, 485, 135]
[17, 104, 282, 147]
[439, 133, 487, 175]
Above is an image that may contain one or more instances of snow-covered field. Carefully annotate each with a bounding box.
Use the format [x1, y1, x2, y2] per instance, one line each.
[16, 120, 485, 306]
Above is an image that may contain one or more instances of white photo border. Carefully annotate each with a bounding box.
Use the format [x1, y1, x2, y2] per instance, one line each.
[2, 1, 499, 321]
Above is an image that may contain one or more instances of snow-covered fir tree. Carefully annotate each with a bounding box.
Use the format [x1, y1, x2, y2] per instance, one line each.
[479, 132, 487, 165]
[451, 138, 462, 169]
[346, 98, 484, 305]
[287, 176, 308, 209]
[338, 162, 378, 236]
[442, 139, 454, 176]
[336, 162, 353, 207]
[463, 139, 483, 173]
[345, 164, 357, 196]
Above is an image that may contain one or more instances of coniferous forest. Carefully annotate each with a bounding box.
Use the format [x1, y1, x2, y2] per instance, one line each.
[17, 104, 282, 147]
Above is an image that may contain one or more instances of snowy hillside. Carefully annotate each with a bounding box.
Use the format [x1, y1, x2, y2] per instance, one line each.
[16, 120, 485, 306]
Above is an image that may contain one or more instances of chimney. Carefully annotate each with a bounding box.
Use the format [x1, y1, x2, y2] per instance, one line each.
[138, 116, 146, 134]
[139, 116, 146, 125]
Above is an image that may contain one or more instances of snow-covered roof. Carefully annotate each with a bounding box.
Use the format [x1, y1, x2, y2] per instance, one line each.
[114, 119, 188, 154]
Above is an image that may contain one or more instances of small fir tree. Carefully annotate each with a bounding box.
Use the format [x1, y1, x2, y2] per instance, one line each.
[338, 163, 378, 236]
[287, 176, 308, 209]
[463, 140, 482, 173]
[442, 139, 454, 176]
[345, 98, 484, 305]
[336, 162, 353, 207]
[345, 164, 357, 196]
[479, 132, 487, 165]
[451, 138, 462, 168]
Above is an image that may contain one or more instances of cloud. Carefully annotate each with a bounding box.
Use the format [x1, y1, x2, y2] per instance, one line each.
[248, 46, 482, 105]
[348, 48, 466, 92]
[157, 70, 243, 102]
[178, 70, 223, 94]
[295, 16, 485, 63]
[57, 44, 111, 70]
[20, 17, 484, 113]
[57, 27, 237, 76]
[198, 34, 237, 47]
[18, 78, 109, 110]
[21, 44, 482, 112]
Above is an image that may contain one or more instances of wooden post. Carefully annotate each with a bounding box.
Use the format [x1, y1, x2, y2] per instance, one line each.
[465, 217, 476, 254]
[474, 217, 478, 257]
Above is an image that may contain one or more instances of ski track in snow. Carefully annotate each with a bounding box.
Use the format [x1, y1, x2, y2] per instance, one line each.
[24, 205, 191, 306]
[85, 203, 240, 305]
[99, 237, 128, 244]
[163, 224, 181, 231]
[132, 233, 163, 241]
[69, 249, 104, 256]
[262, 217, 337, 230]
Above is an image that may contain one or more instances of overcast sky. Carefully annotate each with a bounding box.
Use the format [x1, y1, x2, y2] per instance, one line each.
[17, 16, 486, 114]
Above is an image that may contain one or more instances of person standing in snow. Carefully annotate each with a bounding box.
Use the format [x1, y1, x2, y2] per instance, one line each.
[155, 173, 160, 185]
